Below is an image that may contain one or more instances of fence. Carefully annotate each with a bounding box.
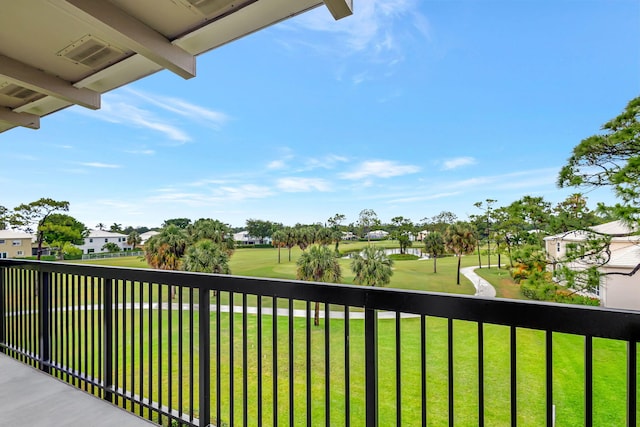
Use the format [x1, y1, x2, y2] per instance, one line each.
[1, 259, 639, 426]
[81, 251, 144, 260]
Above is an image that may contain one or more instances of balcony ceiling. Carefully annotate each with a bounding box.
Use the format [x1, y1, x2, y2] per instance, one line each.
[0, 0, 352, 134]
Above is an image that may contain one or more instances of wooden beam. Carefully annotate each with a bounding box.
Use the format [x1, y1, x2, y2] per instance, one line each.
[0, 107, 40, 130]
[0, 54, 100, 110]
[63, 0, 196, 79]
[324, 0, 353, 20]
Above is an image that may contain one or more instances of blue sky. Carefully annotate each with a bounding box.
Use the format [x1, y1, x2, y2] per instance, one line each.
[2, 0, 639, 229]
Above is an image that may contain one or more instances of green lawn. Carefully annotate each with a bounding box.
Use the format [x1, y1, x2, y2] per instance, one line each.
[57, 246, 636, 425]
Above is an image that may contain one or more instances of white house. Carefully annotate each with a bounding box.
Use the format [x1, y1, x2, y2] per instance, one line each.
[233, 231, 270, 245]
[76, 230, 133, 254]
[544, 220, 640, 310]
[365, 230, 389, 240]
[140, 230, 160, 245]
[0, 230, 33, 259]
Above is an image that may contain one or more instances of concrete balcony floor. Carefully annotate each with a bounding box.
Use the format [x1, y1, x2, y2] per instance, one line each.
[0, 353, 155, 427]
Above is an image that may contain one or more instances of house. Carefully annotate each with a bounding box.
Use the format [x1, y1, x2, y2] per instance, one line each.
[342, 231, 358, 240]
[544, 220, 640, 310]
[76, 230, 133, 254]
[416, 230, 430, 241]
[0, 230, 32, 259]
[139, 230, 160, 246]
[233, 231, 270, 245]
[365, 230, 389, 240]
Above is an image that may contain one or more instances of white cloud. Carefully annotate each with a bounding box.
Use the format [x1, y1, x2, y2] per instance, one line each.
[126, 149, 155, 155]
[389, 192, 461, 204]
[277, 177, 332, 192]
[79, 162, 122, 169]
[340, 160, 420, 180]
[267, 160, 286, 170]
[442, 157, 477, 170]
[126, 89, 230, 129]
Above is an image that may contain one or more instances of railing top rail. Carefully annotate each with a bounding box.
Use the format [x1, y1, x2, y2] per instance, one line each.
[2, 259, 640, 341]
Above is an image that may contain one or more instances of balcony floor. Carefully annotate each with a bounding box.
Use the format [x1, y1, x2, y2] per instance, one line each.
[0, 353, 155, 427]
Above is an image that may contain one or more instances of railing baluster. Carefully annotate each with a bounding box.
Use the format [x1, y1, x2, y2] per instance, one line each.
[272, 295, 278, 427]
[628, 340, 636, 427]
[257, 296, 263, 425]
[325, 301, 331, 427]
[396, 311, 402, 427]
[167, 283, 173, 422]
[199, 283, 211, 427]
[421, 315, 427, 427]
[103, 278, 113, 403]
[38, 270, 51, 374]
[215, 289, 221, 426]
[157, 283, 163, 424]
[585, 335, 593, 427]
[130, 279, 135, 409]
[478, 322, 484, 427]
[306, 300, 312, 427]
[0, 267, 5, 354]
[546, 331, 553, 427]
[345, 305, 351, 427]
[83, 272, 88, 391]
[448, 318, 454, 427]
[178, 283, 183, 421]
[190, 287, 195, 425]
[139, 281, 144, 417]
[289, 298, 294, 426]
[229, 291, 235, 426]
[365, 307, 378, 427]
[147, 281, 153, 421]
[243, 293, 248, 427]
[511, 326, 517, 427]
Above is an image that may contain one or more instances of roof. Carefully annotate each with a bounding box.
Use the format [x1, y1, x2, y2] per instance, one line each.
[0, 0, 351, 134]
[140, 230, 159, 239]
[544, 220, 640, 242]
[0, 230, 33, 240]
[605, 244, 640, 269]
[87, 229, 127, 238]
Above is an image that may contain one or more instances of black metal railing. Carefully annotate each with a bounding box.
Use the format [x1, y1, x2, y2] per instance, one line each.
[1, 259, 639, 426]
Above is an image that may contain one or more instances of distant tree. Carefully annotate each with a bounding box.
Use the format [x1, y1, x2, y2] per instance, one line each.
[127, 231, 142, 248]
[245, 219, 280, 242]
[102, 242, 120, 252]
[188, 218, 235, 255]
[314, 227, 334, 246]
[162, 218, 192, 229]
[327, 213, 346, 230]
[182, 240, 230, 274]
[296, 245, 342, 326]
[0, 205, 8, 230]
[390, 216, 414, 254]
[295, 226, 315, 251]
[423, 231, 445, 273]
[350, 246, 394, 287]
[358, 209, 379, 243]
[474, 199, 497, 268]
[445, 223, 476, 285]
[284, 227, 297, 261]
[96, 222, 105, 231]
[145, 225, 189, 298]
[271, 229, 287, 263]
[10, 198, 70, 260]
[41, 213, 88, 258]
[109, 223, 123, 233]
[559, 96, 640, 225]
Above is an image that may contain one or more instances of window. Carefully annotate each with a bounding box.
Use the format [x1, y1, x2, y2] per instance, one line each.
[0, 253, 6, 259]
[16, 251, 23, 256]
[88, 249, 95, 253]
[89, 238, 93, 243]
[12, 240, 21, 246]
[105, 238, 108, 243]
[0, 240, 5, 244]
[556, 242, 561, 253]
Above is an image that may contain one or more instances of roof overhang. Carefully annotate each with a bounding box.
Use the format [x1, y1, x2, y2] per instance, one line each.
[0, 0, 352, 134]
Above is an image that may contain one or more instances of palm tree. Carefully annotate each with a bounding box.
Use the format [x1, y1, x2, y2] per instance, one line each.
[445, 223, 476, 285]
[145, 224, 189, 298]
[182, 240, 230, 274]
[284, 227, 296, 261]
[127, 231, 141, 249]
[350, 246, 394, 287]
[423, 231, 445, 273]
[96, 222, 105, 231]
[272, 229, 287, 263]
[296, 245, 342, 326]
[187, 218, 235, 255]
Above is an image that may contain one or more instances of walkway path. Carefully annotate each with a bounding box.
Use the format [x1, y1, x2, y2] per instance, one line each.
[0, 353, 155, 427]
[460, 266, 497, 297]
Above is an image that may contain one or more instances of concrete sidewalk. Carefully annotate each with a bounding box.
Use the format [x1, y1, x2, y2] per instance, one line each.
[0, 353, 155, 427]
[460, 266, 497, 297]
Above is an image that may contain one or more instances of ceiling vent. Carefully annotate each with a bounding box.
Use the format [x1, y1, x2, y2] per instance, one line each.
[58, 35, 124, 69]
[0, 82, 43, 103]
[178, 0, 239, 17]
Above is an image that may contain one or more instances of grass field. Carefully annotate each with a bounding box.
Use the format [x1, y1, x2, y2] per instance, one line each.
[58, 245, 636, 425]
